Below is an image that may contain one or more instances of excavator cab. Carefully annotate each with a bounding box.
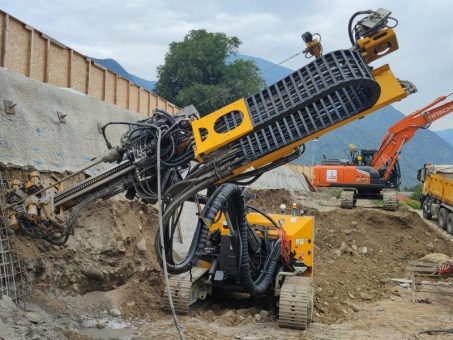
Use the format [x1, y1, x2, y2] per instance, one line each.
[360, 150, 377, 166]
[342, 146, 377, 166]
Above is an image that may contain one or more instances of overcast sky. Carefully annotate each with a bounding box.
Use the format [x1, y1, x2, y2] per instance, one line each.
[3, 0, 453, 130]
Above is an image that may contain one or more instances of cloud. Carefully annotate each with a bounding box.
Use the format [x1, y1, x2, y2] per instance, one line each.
[3, 0, 453, 129]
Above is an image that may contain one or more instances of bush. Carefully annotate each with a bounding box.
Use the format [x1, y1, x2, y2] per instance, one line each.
[405, 201, 421, 209]
[410, 184, 422, 201]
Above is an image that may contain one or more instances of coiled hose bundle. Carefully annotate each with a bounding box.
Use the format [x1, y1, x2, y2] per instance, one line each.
[155, 183, 281, 296]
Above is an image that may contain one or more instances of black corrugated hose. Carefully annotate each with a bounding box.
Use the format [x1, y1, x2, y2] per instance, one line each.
[156, 183, 281, 295]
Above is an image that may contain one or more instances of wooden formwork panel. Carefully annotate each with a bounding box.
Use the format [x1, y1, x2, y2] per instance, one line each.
[150, 93, 158, 111]
[130, 85, 139, 112]
[105, 71, 115, 103]
[0, 10, 178, 115]
[0, 14, 4, 64]
[31, 30, 46, 82]
[158, 97, 167, 110]
[117, 78, 128, 108]
[90, 64, 105, 100]
[48, 44, 69, 87]
[8, 19, 30, 75]
[140, 89, 148, 115]
[72, 53, 87, 94]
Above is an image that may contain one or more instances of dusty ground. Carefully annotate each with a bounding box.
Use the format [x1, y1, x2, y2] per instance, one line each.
[1, 189, 453, 339]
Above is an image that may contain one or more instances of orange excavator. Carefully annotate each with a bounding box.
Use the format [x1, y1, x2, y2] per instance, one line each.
[313, 94, 453, 210]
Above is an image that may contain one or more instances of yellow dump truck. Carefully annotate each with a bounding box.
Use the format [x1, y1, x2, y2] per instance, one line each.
[418, 164, 453, 234]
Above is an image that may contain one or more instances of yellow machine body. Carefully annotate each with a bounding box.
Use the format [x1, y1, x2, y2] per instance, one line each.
[191, 99, 253, 161]
[206, 213, 314, 277]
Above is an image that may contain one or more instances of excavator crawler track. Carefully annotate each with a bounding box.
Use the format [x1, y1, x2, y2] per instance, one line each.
[164, 267, 209, 315]
[382, 189, 397, 211]
[278, 276, 313, 330]
[340, 190, 355, 209]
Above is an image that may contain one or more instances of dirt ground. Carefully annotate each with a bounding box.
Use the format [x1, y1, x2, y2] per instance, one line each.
[1, 189, 453, 339]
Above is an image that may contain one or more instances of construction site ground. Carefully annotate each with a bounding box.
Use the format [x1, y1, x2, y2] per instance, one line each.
[1, 188, 453, 340]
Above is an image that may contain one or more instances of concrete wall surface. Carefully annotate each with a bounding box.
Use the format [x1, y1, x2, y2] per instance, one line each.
[250, 164, 311, 191]
[0, 67, 144, 174]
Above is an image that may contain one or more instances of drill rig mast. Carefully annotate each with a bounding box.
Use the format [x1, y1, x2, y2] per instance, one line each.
[3, 8, 413, 330]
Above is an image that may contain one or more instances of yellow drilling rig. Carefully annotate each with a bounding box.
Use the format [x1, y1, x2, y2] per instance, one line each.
[4, 8, 414, 329]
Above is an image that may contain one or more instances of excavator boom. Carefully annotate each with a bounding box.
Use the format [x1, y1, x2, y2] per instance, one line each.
[371, 94, 453, 178]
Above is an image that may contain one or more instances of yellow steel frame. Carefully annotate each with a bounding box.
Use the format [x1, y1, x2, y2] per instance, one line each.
[191, 99, 253, 161]
[357, 28, 399, 64]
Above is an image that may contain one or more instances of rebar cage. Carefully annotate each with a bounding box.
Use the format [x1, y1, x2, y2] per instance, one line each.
[0, 167, 30, 307]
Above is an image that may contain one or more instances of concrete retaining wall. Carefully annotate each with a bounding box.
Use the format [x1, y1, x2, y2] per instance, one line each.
[0, 67, 144, 175]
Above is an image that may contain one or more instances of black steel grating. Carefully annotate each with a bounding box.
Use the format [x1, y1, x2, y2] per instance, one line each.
[233, 50, 380, 162]
[246, 50, 378, 127]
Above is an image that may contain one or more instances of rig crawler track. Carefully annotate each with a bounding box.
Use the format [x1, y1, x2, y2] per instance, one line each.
[164, 267, 208, 314]
[278, 276, 314, 330]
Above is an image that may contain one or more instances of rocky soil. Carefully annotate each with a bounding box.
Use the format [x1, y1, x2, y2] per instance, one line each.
[1, 189, 452, 339]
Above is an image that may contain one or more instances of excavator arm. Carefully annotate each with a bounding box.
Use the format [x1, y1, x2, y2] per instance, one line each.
[370, 94, 453, 179]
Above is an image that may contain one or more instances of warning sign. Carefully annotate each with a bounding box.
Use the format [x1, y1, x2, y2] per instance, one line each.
[326, 170, 337, 182]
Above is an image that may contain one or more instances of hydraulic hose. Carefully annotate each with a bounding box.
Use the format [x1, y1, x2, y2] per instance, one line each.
[347, 10, 373, 46]
[156, 182, 282, 296]
[219, 184, 281, 296]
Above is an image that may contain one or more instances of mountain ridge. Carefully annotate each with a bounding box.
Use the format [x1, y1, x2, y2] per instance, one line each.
[92, 58, 156, 92]
[435, 128, 453, 147]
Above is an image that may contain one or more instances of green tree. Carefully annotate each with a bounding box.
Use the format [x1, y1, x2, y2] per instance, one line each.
[154, 29, 265, 116]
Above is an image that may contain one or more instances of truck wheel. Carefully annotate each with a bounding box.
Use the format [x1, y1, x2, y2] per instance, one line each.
[438, 208, 449, 230]
[422, 200, 432, 220]
[447, 214, 453, 235]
